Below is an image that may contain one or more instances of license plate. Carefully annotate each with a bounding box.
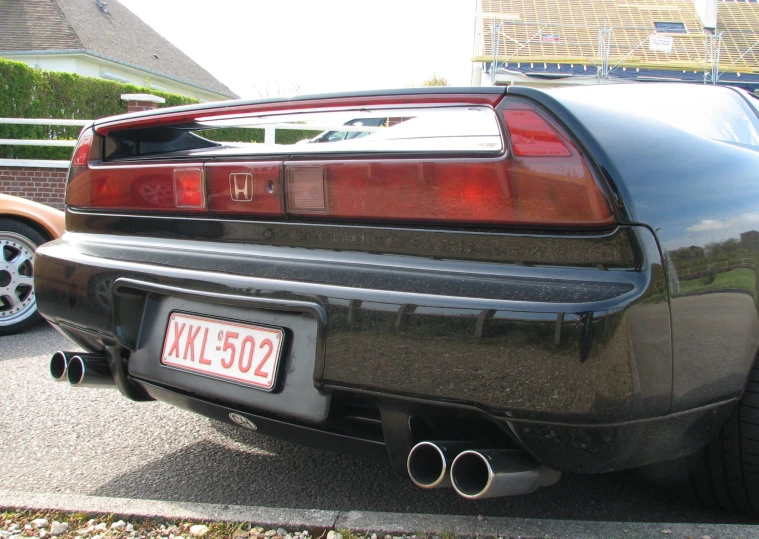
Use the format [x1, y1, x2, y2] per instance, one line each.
[161, 312, 284, 391]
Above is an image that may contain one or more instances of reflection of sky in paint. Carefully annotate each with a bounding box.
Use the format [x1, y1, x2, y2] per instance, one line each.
[656, 185, 759, 250]
[662, 213, 759, 251]
[622, 134, 759, 251]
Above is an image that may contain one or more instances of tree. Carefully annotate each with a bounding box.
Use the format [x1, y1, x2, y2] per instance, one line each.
[421, 74, 450, 87]
[251, 80, 301, 97]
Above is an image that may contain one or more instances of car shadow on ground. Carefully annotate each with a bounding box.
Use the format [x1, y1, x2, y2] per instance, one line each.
[0, 322, 77, 362]
[90, 420, 744, 524]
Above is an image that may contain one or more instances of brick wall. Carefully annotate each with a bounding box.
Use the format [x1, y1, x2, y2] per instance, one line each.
[1, 94, 162, 208]
[126, 100, 158, 113]
[0, 166, 68, 209]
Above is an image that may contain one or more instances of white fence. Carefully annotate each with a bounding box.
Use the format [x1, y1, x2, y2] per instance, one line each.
[0, 117, 376, 151]
[0, 118, 89, 149]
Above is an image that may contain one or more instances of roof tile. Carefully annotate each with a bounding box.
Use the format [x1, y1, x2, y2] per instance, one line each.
[0, 0, 237, 98]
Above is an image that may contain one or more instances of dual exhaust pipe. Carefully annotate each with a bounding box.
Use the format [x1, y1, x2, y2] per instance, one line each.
[49, 351, 115, 388]
[407, 441, 560, 499]
[51, 351, 558, 499]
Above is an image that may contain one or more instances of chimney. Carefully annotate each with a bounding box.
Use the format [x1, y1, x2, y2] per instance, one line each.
[692, 0, 717, 31]
[121, 93, 166, 113]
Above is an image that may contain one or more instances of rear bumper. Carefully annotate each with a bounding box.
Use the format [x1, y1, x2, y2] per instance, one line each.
[138, 376, 734, 475]
[33, 225, 732, 472]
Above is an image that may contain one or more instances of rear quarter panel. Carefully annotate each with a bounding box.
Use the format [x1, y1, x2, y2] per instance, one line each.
[528, 84, 759, 412]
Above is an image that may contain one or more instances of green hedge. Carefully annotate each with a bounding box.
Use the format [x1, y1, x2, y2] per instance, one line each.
[0, 58, 321, 159]
[198, 128, 322, 145]
[0, 58, 198, 160]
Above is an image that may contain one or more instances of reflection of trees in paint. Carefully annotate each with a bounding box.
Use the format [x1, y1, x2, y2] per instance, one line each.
[668, 230, 759, 296]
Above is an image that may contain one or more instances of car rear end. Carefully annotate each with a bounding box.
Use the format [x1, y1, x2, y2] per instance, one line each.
[34, 87, 730, 499]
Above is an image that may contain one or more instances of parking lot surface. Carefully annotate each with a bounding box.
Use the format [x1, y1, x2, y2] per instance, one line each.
[0, 323, 749, 524]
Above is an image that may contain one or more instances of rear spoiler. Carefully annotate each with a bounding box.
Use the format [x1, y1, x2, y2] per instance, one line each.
[93, 87, 508, 135]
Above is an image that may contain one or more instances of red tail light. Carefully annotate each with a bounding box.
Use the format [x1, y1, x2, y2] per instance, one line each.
[68, 96, 614, 228]
[68, 163, 200, 212]
[279, 99, 613, 227]
[503, 108, 571, 157]
[67, 129, 97, 204]
[284, 161, 515, 225]
[499, 98, 613, 226]
[71, 131, 93, 167]
[174, 168, 205, 208]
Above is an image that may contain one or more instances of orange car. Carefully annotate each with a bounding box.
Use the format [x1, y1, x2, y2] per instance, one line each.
[0, 194, 64, 335]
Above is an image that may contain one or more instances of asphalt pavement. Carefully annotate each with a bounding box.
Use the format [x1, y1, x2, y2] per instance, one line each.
[0, 323, 751, 526]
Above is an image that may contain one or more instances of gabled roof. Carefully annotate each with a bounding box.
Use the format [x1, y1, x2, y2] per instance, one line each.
[0, 0, 82, 51]
[0, 0, 238, 98]
[477, 0, 759, 74]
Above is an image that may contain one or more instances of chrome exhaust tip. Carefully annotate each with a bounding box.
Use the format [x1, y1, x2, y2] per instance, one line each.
[450, 449, 561, 499]
[407, 441, 472, 489]
[67, 354, 115, 388]
[49, 351, 79, 381]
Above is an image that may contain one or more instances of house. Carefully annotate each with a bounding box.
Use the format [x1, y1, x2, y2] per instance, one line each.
[0, 0, 237, 102]
[472, 0, 759, 92]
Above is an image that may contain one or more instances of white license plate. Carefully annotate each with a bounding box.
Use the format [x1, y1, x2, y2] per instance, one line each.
[161, 312, 284, 391]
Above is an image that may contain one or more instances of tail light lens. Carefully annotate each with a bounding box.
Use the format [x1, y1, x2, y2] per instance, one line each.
[67, 129, 96, 204]
[285, 161, 514, 225]
[71, 130, 94, 167]
[499, 98, 614, 226]
[68, 162, 206, 212]
[68, 97, 613, 228]
[173, 168, 205, 208]
[283, 99, 613, 227]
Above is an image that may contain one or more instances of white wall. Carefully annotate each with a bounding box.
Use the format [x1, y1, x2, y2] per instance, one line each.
[6, 54, 76, 73]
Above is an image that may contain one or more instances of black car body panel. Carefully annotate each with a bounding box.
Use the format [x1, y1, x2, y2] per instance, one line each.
[34, 84, 759, 477]
[524, 84, 759, 414]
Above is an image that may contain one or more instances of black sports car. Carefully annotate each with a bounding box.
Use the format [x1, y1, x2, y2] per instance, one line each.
[35, 83, 759, 515]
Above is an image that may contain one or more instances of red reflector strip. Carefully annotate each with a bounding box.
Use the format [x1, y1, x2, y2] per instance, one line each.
[284, 160, 515, 225]
[206, 162, 283, 216]
[67, 94, 613, 228]
[174, 168, 205, 208]
[66, 164, 205, 212]
[286, 166, 326, 212]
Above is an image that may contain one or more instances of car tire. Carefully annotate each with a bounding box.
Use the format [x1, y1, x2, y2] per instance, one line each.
[0, 218, 47, 335]
[685, 358, 759, 517]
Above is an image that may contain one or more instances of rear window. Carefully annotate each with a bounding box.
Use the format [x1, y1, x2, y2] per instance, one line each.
[190, 105, 504, 156]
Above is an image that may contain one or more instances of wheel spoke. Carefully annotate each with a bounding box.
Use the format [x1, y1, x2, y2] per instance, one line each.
[0, 233, 39, 324]
[10, 250, 33, 268]
[5, 291, 23, 311]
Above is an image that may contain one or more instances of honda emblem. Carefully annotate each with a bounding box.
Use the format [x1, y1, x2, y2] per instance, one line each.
[229, 173, 253, 202]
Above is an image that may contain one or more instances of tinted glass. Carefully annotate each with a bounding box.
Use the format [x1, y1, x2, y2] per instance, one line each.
[192, 106, 503, 155]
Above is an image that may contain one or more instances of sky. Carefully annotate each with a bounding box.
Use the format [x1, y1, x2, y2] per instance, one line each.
[118, 0, 479, 99]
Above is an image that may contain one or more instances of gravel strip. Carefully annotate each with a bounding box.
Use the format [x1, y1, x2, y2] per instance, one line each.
[0, 511, 448, 539]
[3, 504, 759, 539]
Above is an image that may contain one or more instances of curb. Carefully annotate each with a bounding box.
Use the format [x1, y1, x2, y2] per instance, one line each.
[1, 490, 758, 538]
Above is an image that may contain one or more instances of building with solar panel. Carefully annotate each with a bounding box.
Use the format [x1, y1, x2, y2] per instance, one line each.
[472, 0, 759, 92]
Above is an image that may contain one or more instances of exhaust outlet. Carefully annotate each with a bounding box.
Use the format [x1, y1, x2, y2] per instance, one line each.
[407, 441, 472, 489]
[67, 354, 116, 388]
[450, 449, 561, 499]
[49, 351, 79, 381]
